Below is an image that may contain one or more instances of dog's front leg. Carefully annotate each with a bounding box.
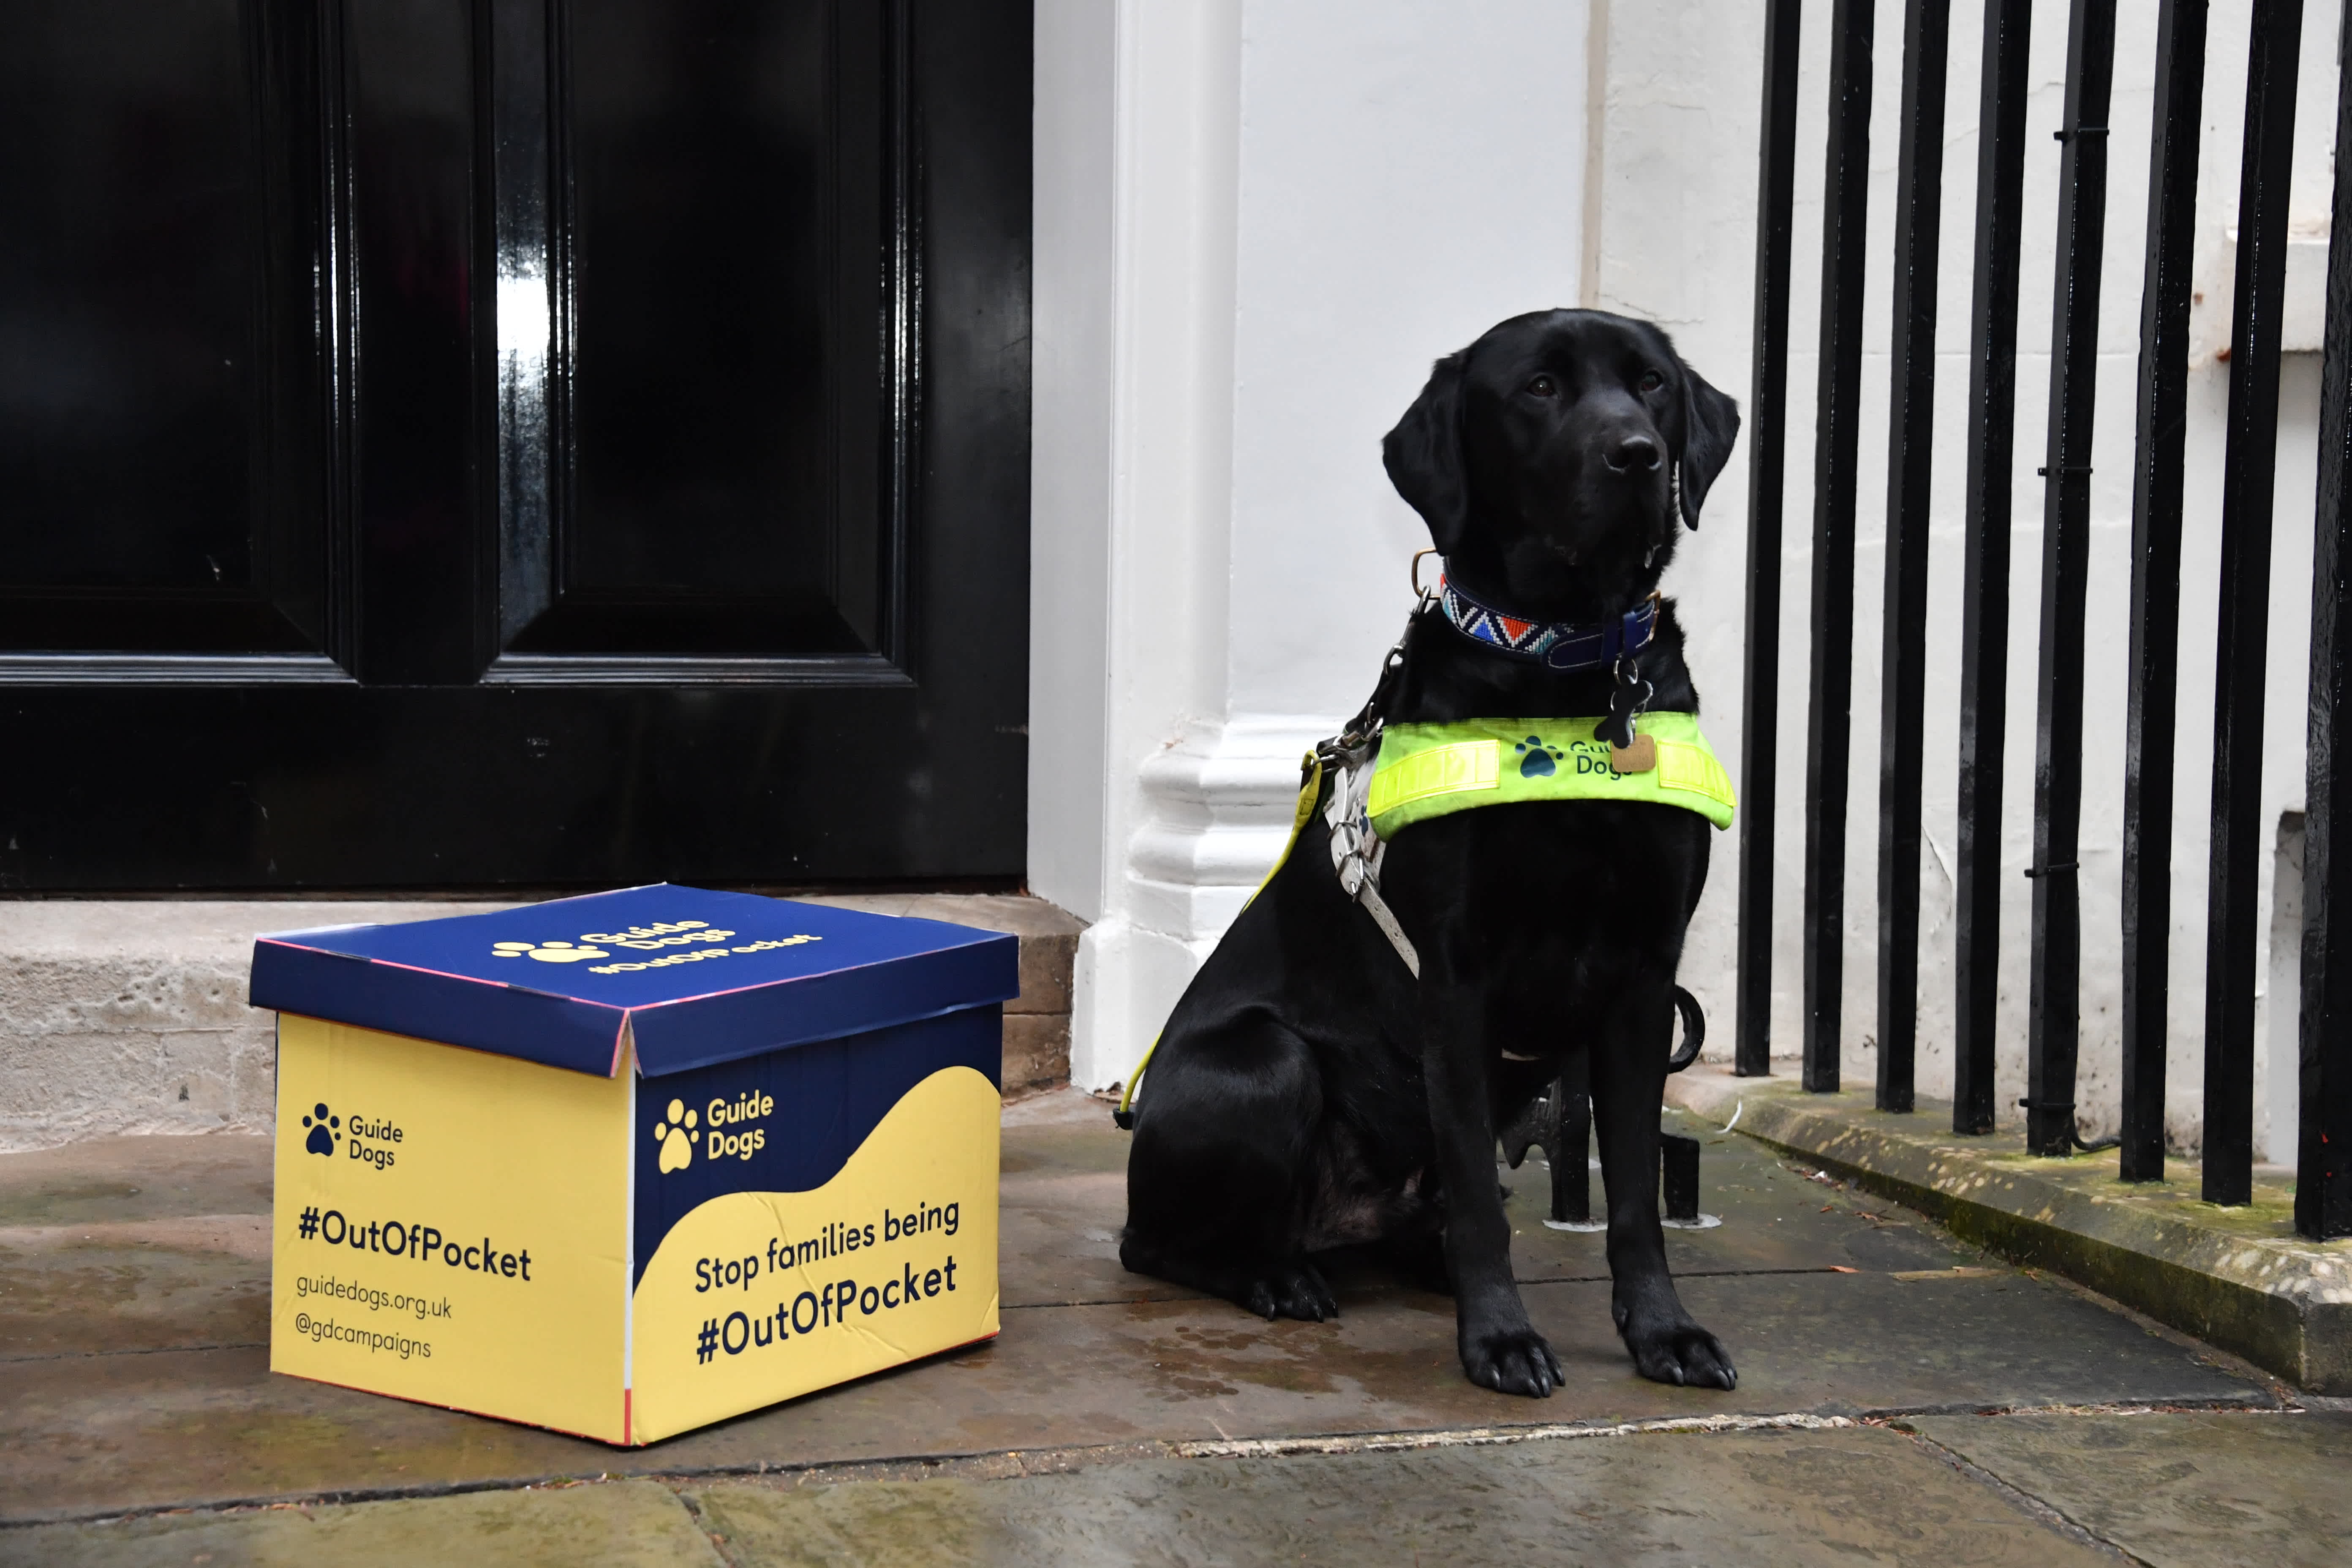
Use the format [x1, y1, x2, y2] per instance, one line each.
[1590, 983, 1737, 1389]
[1421, 977, 1561, 1397]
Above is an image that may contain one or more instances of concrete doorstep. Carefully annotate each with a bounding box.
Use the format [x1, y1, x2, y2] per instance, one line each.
[0, 893, 1084, 1151]
[1664, 1064, 2352, 1394]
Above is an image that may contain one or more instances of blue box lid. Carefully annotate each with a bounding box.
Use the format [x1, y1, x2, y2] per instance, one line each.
[248, 885, 1019, 1078]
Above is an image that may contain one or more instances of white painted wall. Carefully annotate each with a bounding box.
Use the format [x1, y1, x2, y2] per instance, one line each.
[1032, 0, 1597, 1089]
[1031, 0, 2343, 1160]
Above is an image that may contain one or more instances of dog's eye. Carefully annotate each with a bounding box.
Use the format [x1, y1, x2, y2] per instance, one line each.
[1526, 375, 1558, 397]
[1638, 369, 1665, 393]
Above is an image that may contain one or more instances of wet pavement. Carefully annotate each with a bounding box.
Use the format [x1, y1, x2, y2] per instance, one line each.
[3, 1091, 2346, 1564]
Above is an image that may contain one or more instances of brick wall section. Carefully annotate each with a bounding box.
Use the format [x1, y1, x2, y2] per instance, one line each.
[0, 894, 1085, 1151]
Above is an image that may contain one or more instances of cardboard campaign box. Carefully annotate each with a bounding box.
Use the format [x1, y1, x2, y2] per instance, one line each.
[248, 885, 1016, 1445]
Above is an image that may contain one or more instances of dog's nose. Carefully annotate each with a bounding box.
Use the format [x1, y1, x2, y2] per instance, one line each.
[1603, 434, 1662, 474]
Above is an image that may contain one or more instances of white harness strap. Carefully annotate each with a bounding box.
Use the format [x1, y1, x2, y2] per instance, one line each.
[1324, 744, 1421, 977]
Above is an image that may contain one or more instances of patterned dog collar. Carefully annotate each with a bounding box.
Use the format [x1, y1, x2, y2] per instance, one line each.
[1438, 575, 1659, 671]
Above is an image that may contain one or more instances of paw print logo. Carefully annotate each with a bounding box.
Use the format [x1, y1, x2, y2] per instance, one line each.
[1515, 735, 1563, 778]
[651, 1099, 699, 1173]
[491, 940, 610, 963]
[302, 1103, 340, 1157]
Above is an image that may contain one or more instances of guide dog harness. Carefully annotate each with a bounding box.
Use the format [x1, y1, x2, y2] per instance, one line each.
[1113, 571, 1735, 1127]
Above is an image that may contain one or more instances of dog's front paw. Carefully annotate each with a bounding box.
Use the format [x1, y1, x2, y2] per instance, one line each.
[1241, 1260, 1339, 1322]
[1616, 1304, 1737, 1390]
[1459, 1325, 1562, 1397]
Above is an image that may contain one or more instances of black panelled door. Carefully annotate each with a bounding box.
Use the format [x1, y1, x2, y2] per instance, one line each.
[0, 1, 1030, 889]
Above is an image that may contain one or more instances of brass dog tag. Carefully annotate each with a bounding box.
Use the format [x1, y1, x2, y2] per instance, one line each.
[1611, 733, 1657, 773]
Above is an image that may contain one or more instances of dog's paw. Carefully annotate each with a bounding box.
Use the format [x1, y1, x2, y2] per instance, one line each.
[1241, 1260, 1339, 1323]
[1617, 1307, 1737, 1390]
[1459, 1325, 1563, 1397]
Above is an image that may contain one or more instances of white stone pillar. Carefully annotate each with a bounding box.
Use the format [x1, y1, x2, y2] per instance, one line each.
[1033, 1, 1598, 1091]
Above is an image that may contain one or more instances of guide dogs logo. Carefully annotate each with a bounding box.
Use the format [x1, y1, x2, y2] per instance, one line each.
[648, 1092, 774, 1174]
[299, 1102, 403, 1169]
[491, 940, 610, 963]
[303, 1103, 340, 1157]
[652, 1100, 700, 1173]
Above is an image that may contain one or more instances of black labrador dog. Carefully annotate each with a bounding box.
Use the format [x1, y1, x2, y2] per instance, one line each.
[1119, 308, 1741, 1396]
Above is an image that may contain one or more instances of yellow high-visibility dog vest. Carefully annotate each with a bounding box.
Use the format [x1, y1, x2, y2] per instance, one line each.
[1113, 712, 1735, 1126]
[1365, 713, 1736, 834]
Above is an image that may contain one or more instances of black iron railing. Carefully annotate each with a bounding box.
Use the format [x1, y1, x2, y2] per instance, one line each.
[2121, 0, 2206, 1185]
[1736, 0, 2352, 1239]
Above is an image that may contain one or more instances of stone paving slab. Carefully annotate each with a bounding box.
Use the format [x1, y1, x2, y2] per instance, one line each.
[8, 1426, 2129, 1568]
[0, 1265, 2266, 1525]
[1665, 1065, 2352, 1391]
[0, 1479, 724, 1568]
[19, 1413, 2349, 1565]
[0, 1133, 275, 1227]
[1903, 1409, 2352, 1568]
[0, 1094, 2274, 1529]
[672, 1426, 2123, 1567]
[2, 1089, 2340, 1564]
[0, 1222, 267, 1358]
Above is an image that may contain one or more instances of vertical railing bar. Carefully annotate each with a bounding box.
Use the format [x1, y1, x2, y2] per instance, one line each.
[1736, 0, 1805, 1080]
[1954, 0, 2035, 1137]
[2204, 0, 2305, 1207]
[2118, 0, 2209, 1184]
[2297, 0, 2352, 1243]
[1874, 0, 1951, 1116]
[1802, 0, 1875, 1096]
[2024, 0, 2118, 1158]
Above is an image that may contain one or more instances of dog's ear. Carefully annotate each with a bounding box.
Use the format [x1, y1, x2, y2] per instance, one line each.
[1383, 351, 1471, 554]
[1676, 362, 1741, 530]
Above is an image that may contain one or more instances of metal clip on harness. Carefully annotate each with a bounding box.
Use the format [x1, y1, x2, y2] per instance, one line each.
[1321, 729, 1419, 977]
[1315, 603, 1431, 978]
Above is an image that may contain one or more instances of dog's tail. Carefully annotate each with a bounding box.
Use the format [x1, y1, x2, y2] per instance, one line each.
[1668, 987, 1704, 1073]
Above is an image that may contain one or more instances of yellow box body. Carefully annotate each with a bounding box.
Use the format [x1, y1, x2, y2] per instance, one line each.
[272, 1015, 1000, 1444]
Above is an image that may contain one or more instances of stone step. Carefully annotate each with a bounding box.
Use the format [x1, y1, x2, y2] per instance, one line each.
[0, 893, 1083, 1152]
[1664, 1064, 2351, 1394]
